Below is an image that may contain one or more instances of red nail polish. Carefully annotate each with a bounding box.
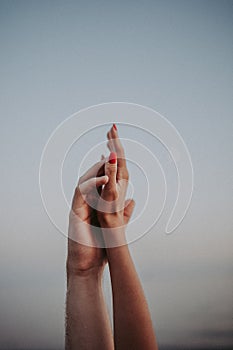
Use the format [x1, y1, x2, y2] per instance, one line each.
[113, 123, 117, 131]
[109, 152, 117, 164]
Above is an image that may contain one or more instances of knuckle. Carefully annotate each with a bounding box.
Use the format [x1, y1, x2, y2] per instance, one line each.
[111, 189, 118, 200]
[124, 170, 129, 180]
[120, 169, 129, 180]
[78, 176, 84, 184]
[105, 187, 118, 200]
[109, 167, 117, 175]
[75, 185, 82, 196]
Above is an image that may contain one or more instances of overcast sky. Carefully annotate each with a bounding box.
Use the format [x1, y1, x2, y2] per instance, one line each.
[0, 1, 233, 349]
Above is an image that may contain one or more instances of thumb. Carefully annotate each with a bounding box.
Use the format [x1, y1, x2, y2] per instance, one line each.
[79, 175, 109, 195]
[72, 175, 109, 210]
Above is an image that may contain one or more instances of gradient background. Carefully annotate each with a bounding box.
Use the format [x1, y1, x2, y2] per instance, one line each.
[0, 1, 233, 349]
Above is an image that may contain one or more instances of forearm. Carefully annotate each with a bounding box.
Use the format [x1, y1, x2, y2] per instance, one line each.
[106, 234, 158, 350]
[65, 270, 114, 350]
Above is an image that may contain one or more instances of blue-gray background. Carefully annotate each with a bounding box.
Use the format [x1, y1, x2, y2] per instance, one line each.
[0, 1, 232, 349]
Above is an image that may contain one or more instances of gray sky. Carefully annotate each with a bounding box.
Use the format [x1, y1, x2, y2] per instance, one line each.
[0, 0, 233, 349]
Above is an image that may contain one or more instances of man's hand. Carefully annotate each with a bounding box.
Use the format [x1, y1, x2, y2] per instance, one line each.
[67, 159, 108, 276]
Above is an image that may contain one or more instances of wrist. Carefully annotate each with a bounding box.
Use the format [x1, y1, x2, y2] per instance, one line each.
[98, 211, 124, 229]
[101, 225, 127, 248]
[66, 260, 105, 280]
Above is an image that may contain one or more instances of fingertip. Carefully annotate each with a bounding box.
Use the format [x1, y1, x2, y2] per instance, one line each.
[111, 124, 118, 139]
[109, 152, 117, 164]
[96, 175, 109, 188]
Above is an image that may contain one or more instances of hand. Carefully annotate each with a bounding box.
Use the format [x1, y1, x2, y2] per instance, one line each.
[65, 125, 158, 350]
[97, 126, 158, 350]
[67, 133, 135, 275]
[67, 159, 108, 276]
[98, 125, 132, 230]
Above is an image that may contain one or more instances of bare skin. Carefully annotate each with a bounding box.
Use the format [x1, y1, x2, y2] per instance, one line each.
[65, 125, 158, 350]
[98, 126, 158, 350]
[66, 154, 134, 350]
[66, 171, 113, 350]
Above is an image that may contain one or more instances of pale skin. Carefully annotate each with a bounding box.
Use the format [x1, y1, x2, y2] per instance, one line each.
[66, 125, 158, 350]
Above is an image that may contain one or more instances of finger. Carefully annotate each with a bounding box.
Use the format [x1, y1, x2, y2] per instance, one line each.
[80, 175, 109, 194]
[107, 128, 115, 149]
[98, 155, 107, 194]
[73, 175, 109, 210]
[103, 152, 117, 195]
[107, 139, 115, 152]
[108, 124, 128, 179]
[79, 159, 106, 184]
[123, 199, 135, 224]
[109, 124, 125, 157]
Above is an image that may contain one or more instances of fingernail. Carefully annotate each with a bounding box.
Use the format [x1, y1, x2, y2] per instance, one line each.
[109, 152, 117, 164]
[113, 123, 117, 131]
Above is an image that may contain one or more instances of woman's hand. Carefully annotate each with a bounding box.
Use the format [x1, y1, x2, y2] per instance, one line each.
[97, 125, 132, 230]
[96, 125, 158, 350]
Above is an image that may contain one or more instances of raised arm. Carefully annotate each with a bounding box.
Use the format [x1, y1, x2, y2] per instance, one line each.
[65, 166, 114, 350]
[98, 125, 158, 350]
[65, 154, 136, 349]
